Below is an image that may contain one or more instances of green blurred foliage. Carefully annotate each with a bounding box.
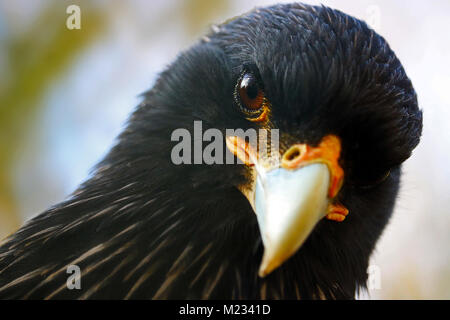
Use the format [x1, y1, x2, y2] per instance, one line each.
[0, 2, 105, 238]
[181, 0, 229, 35]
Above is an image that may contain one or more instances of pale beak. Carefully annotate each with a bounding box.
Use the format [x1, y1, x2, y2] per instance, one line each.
[255, 163, 330, 277]
[225, 134, 345, 277]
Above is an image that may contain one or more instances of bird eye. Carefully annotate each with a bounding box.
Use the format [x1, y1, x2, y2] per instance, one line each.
[237, 73, 265, 113]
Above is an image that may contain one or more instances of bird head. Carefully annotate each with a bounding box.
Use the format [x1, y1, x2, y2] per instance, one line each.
[82, 3, 422, 298]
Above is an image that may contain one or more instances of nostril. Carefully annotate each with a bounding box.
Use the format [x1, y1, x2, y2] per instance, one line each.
[284, 147, 301, 162]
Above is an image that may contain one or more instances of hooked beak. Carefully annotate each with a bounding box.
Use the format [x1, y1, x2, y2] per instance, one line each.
[226, 134, 346, 277]
[255, 163, 330, 276]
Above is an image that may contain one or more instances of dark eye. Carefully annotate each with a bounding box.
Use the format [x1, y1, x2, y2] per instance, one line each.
[237, 73, 265, 112]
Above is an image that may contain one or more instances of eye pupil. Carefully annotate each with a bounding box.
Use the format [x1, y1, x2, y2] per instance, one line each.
[238, 73, 264, 111]
[241, 75, 258, 99]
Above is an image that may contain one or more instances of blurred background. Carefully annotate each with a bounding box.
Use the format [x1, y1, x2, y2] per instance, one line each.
[0, 0, 449, 299]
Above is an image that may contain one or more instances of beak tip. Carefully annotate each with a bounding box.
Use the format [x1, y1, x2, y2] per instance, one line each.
[258, 264, 269, 278]
[258, 251, 277, 278]
[258, 256, 268, 278]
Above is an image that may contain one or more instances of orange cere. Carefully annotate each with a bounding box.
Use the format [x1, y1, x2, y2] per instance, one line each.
[281, 135, 344, 199]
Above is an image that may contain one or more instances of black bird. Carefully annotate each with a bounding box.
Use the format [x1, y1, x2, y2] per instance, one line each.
[0, 3, 422, 299]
